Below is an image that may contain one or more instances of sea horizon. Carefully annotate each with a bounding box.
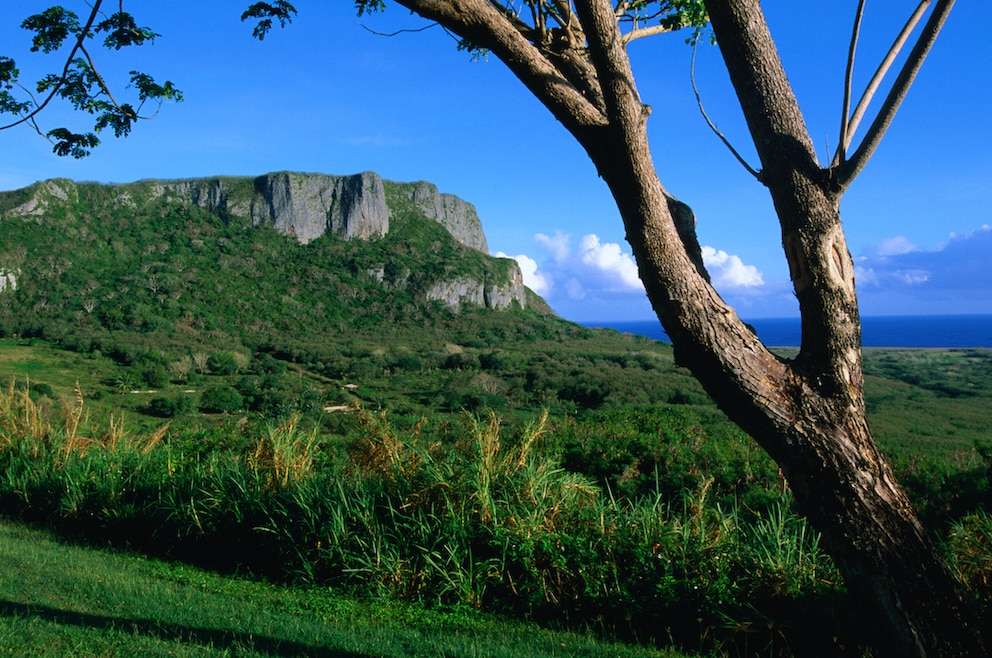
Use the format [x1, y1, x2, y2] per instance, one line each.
[582, 314, 992, 348]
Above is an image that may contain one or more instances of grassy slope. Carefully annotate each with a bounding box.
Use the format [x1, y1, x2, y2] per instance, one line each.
[0, 520, 686, 658]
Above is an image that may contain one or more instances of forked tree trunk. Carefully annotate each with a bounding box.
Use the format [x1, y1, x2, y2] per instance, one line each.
[591, 138, 985, 658]
[391, 0, 987, 654]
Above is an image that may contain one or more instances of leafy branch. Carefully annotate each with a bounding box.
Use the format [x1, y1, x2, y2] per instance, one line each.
[1, 2, 296, 157]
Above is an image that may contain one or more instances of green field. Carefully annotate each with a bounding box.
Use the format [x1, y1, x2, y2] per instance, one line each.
[0, 520, 687, 658]
[0, 339, 988, 657]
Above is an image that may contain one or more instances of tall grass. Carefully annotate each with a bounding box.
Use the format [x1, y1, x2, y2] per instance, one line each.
[0, 381, 986, 656]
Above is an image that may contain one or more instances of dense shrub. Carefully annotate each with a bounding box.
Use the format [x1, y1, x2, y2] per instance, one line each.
[199, 385, 244, 413]
[147, 395, 194, 418]
[0, 397, 857, 656]
[138, 363, 170, 388]
[207, 352, 239, 375]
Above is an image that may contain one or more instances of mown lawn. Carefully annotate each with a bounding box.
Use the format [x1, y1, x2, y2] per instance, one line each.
[0, 520, 689, 658]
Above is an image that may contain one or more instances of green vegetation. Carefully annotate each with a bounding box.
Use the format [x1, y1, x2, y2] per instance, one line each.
[0, 178, 989, 656]
[0, 361, 988, 656]
[0, 520, 686, 657]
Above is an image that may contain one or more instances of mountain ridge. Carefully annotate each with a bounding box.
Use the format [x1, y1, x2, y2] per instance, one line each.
[1, 171, 524, 315]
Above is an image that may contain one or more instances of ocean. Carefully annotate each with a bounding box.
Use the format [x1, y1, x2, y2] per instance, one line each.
[583, 315, 992, 348]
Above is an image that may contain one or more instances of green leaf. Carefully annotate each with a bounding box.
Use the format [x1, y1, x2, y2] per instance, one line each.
[241, 2, 297, 41]
[20, 7, 81, 54]
[0, 57, 31, 114]
[94, 105, 137, 138]
[355, 0, 387, 17]
[129, 72, 184, 103]
[95, 12, 160, 50]
[0, 91, 32, 116]
[0, 57, 18, 86]
[52, 59, 102, 112]
[46, 128, 100, 158]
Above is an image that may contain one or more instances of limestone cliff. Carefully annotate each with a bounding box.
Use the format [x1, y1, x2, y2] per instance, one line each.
[0, 269, 16, 294]
[251, 172, 388, 242]
[150, 171, 489, 253]
[425, 262, 526, 312]
[401, 181, 489, 253]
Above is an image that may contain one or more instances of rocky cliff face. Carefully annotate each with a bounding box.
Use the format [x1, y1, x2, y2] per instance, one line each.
[252, 172, 388, 242]
[401, 181, 489, 253]
[425, 264, 527, 312]
[151, 171, 488, 252]
[0, 270, 16, 294]
[151, 172, 388, 244]
[151, 171, 517, 310]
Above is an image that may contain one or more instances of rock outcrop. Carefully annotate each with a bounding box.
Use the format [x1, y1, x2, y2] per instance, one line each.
[10, 171, 491, 253]
[252, 172, 388, 242]
[425, 261, 527, 312]
[402, 181, 489, 252]
[0, 269, 16, 294]
[8, 179, 77, 218]
[149, 171, 490, 252]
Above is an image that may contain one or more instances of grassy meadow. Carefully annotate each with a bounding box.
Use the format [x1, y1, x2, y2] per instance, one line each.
[0, 338, 989, 657]
[0, 520, 688, 658]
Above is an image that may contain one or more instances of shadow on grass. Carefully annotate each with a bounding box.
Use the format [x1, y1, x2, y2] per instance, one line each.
[0, 600, 371, 657]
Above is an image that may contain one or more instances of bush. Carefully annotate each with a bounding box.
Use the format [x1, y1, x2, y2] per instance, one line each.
[207, 352, 239, 376]
[148, 395, 194, 418]
[138, 363, 170, 388]
[198, 385, 244, 413]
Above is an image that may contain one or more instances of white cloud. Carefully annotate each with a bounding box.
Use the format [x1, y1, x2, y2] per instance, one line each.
[701, 246, 765, 288]
[534, 230, 572, 262]
[869, 236, 917, 256]
[496, 252, 552, 296]
[575, 234, 643, 290]
[501, 231, 775, 320]
[565, 278, 586, 300]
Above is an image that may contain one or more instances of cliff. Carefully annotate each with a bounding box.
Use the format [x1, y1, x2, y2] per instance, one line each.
[144, 171, 488, 252]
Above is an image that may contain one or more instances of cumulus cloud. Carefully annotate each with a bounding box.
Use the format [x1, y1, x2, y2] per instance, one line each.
[701, 246, 765, 288]
[575, 234, 643, 291]
[505, 252, 551, 296]
[869, 236, 917, 256]
[498, 231, 772, 319]
[533, 230, 572, 262]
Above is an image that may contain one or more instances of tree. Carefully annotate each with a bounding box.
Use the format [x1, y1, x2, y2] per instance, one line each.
[351, 2, 985, 655]
[199, 384, 244, 414]
[1, 1, 986, 655]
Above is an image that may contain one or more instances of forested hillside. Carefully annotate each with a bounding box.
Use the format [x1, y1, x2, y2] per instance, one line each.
[0, 173, 721, 422]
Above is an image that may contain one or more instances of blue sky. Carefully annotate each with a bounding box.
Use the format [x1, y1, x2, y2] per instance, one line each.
[1, 2, 989, 321]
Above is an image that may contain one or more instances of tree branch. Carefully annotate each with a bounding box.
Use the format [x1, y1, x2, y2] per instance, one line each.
[572, 0, 642, 122]
[622, 23, 677, 45]
[834, 1, 932, 167]
[834, 0, 954, 190]
[690, 40, 761, 180]
[836, 0, 866, 166]
[77, 44, 132, 118]
[0, 0, 105, 132]
[393, 0, 609, 132]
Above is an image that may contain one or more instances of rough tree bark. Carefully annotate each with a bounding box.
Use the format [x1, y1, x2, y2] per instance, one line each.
[390, 0, 986, 655]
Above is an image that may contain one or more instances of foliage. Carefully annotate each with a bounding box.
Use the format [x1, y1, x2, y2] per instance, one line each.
[241, 2, 298, 41]
[1, 382, 985, 655]
[0, 2, 297, 156]
[0, 382, 872, 656]
[198, 384, 244, 413]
